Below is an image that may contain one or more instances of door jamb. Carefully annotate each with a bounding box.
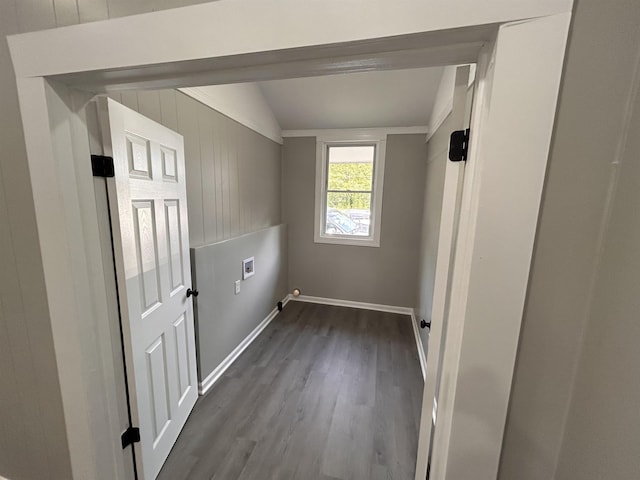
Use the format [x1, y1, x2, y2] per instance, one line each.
[87, 96, 139, 480]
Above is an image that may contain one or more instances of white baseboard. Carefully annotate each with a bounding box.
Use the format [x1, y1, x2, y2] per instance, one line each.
[198, 294, 290, 395]
[411, 309, 427, 381]
[290, 294, 413, 315]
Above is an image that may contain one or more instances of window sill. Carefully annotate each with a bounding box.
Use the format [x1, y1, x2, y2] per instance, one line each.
[314, 234, 380, 248]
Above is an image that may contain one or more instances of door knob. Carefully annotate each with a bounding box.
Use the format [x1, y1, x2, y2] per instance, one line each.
[420, 319, 431, 329]
[186, 288, 199, 298]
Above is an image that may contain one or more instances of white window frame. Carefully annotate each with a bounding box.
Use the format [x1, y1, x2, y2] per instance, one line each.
[314, 131, 387, 247]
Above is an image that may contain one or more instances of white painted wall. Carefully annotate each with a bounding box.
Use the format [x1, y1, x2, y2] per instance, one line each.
[179, 84, 283, 144]
[500, 1, 640, 478]
[555, 49, 640, 478]
[427, 65, 476, 140]
[428, 66, 456, 138]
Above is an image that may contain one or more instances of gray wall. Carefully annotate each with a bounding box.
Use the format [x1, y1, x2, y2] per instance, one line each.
[554, 57, 640, 479]
[414, 116, 451, 351]
[191, 225, 288, 382]
[499, 1, 640, 478]
[109, 90, 282, 248]
[282, 134, 427, 308]
[0, 143, 71, 479]
[1, 1, 73, 478]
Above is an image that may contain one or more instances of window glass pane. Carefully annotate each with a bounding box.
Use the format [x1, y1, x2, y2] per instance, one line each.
[326, 193, 371, 236]
[327, 146, 374, 191]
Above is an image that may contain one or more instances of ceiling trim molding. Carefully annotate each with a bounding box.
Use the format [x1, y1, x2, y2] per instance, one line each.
[282, 126, 429, 138]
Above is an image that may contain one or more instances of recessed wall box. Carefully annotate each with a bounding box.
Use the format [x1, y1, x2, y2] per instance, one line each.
[243, 257, 255, 279]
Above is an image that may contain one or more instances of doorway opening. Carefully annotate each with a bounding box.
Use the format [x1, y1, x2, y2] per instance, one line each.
[94, 61, 476, 479]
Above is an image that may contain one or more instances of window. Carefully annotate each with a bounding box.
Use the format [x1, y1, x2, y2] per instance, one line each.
[314, 132, 386, 247]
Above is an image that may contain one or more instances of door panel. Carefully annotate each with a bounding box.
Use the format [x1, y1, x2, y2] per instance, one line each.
[127, 134, 153, 178]
[99, 97, 198, 480]
[133, 200, 162, 312]
[172, 314, 192, 404]
[146, 334, 171, 442]
[165, 200, 184, 292]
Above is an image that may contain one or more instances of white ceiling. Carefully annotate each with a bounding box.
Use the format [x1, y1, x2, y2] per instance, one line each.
[257, 67, 444, 131]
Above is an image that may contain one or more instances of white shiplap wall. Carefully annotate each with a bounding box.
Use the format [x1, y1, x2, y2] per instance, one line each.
[109, 89, 282, 247]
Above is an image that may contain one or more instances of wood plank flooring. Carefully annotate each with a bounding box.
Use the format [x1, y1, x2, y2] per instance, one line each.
[157, 301, 424, 480]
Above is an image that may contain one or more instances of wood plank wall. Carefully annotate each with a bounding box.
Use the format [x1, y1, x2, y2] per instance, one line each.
[11, 0, 212, 32]
[109, 90, 282, 248]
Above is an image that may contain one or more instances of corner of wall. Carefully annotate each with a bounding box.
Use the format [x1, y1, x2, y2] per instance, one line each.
[179, 84, 283, 144]
[427, 66, 456, 138]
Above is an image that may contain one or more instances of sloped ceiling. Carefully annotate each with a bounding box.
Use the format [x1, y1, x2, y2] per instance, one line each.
[257, 66, 444, 131]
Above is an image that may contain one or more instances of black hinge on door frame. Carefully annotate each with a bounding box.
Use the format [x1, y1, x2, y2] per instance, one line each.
[91, 154, 115, 178]
[448, 128, 470, 162]
[121, 426, 140, 449]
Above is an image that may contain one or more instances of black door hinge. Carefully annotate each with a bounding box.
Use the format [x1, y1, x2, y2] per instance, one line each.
[91, 154, 115, 177]
[448, 129, 470, 162]
[121, 426, 140, 449]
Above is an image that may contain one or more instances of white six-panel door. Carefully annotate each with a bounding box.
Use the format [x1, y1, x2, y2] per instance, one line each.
[98, 98, 198, 480]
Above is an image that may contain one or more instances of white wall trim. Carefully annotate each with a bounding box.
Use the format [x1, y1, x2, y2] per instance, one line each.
[290, 294, 413, 315]
[313, 134, 386, 248]
[411, 309, 428, 381]
[8, 1, 572, 79]
[282, 126, 429, 138]
[198, 294, 290, 395]
[179, 86, 283, 144]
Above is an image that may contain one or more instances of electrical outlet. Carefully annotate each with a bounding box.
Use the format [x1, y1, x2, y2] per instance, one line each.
[234, 280, 241, 295]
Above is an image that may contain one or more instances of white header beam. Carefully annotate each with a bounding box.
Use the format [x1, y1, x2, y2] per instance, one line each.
[9, 0, 571, 79]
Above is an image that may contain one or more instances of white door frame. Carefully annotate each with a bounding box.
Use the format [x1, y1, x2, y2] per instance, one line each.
[8, 2, 572, 479]
[414, 64, 473, 479]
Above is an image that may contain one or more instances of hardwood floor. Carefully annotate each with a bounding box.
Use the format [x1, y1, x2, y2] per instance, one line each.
[157, 301, 424, 480]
